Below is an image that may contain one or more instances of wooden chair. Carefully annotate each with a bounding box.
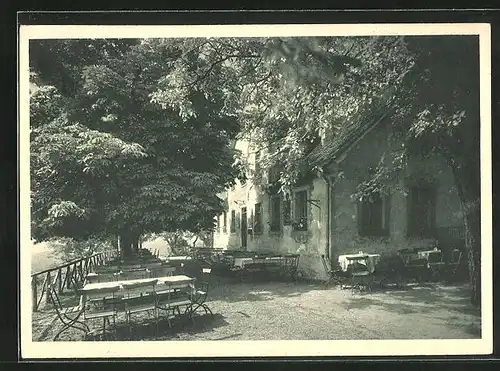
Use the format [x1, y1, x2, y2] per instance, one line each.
[122, 279, 158, 335]
[82, 285, 122, 340]
[320, 255, 349, 289]
[47, 283, 88, 340]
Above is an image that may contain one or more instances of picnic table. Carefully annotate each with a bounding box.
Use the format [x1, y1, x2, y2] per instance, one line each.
[82, 274, 195, 292]
[231, 254, 300, 281]
[338, 253, 381, 274]
[76, 275, 200, 338]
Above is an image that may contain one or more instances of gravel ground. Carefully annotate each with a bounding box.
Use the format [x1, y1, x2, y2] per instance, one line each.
[32, 276, 481, 342]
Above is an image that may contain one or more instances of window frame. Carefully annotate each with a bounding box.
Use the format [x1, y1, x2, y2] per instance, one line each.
[230, 209, 236, 233]
[253, 202, 263, 234]
[357, 192, 390, 238]
[269, 195, 282, 232]
[407, 185, 437, 238]
[293, 189, 308, 231]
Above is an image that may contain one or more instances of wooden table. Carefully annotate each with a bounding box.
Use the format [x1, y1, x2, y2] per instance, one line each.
[338, 253, 381, 274]
[80, 275, 199, 335]
[82, 275, 195, 292]
[417, 249, 442, 260]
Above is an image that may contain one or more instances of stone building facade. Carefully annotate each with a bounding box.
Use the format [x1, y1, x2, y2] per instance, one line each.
[213, 114, 464, 280]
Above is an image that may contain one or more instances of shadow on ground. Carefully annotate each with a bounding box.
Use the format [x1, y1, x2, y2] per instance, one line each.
[32, 272, 481, 341]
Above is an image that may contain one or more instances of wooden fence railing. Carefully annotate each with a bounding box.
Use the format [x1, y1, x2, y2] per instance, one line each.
[31, 250, 116, 312]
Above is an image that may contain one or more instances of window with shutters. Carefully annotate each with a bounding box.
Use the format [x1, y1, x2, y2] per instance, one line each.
[223, 211, 227, 233]
[293, 190, 308, 231]
[407, 185, 436, 238]
[357, 193, 390, 237]
[230, 210, 236, 233]
[253, 202, 263, 234]
[269, 196, 281, 232]
[283, 195, 291, 225]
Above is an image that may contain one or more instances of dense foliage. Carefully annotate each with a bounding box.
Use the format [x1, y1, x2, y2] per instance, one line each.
[30, 39, 245, 252]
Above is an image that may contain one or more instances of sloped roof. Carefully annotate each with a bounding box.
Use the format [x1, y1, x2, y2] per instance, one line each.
[306, 99, 395, 169]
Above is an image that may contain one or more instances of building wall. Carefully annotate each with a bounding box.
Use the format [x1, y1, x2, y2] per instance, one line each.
[213, 141, 330, 280]
[214, 123, 464, 280]
[332, 121, 464, 261]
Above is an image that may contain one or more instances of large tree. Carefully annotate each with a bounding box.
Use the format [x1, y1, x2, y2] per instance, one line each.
[30, 39, 245, 256]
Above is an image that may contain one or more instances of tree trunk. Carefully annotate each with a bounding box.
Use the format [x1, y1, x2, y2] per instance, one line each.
[463, 204, 481, 307]
[447, 154, 481, 307]
[119, 232, 140, 257]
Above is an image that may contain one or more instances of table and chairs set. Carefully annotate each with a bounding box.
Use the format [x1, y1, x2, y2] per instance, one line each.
[48, 250, 213, 341]
[322, 246, 464, 293]
[217, 250, 300, 281]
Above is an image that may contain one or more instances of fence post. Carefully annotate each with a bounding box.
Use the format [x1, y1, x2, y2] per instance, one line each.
[32, 276, 38, 312]
[66, 265, 72, 289]
[78, 261, 83, 281]
[44, 272, 52, 307]
[57, 268, 63, 294]
[83, 258, 89, 277]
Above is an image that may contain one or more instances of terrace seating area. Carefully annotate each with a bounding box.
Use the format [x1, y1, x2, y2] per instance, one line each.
[33, 244, 476, 342]
[206, 249, 300, 281]
[321, 245, 466, 293]
[46, 248, 213, 340]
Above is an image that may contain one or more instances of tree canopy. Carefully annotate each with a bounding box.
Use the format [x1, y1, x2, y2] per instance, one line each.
[30, 38, 245, 245]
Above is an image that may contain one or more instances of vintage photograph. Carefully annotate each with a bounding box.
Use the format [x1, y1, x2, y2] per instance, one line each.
[19, 23, 492, 358]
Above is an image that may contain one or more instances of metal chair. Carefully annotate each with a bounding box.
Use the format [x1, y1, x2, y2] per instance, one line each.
[403, 258, 430, 283]
[121, 279, 158, 335]
[427, 251, 445, 281]
[47, 283, 88, 340]
[346, 260, 372, 293]
[443, 249, 464, 282]
[154, 280, 195, 328]
[282, 254, 300, 281]
[188, 268, 213, 319]
[320, 255, 349, 289]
